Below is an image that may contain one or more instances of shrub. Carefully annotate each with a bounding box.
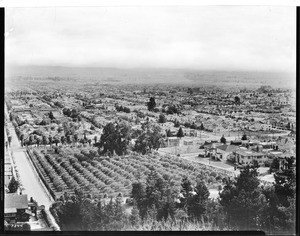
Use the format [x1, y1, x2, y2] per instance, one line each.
[22, 223, 31, 231]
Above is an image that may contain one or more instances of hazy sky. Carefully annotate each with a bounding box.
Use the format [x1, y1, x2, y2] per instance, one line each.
[5, 6, 296, 71]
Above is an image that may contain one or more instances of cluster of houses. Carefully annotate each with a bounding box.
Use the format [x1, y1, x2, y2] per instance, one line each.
[7, 85, 295, 168]
[161, 131, 295, 168]
[199, 138, 295, 167]
[8, 84, 296, 140]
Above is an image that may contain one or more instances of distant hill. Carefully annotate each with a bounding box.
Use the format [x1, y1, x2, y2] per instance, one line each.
[5, 65, 295, 89]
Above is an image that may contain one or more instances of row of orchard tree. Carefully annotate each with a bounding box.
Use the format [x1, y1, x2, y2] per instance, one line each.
[49, 158, 295, 232]
[18, 132, 94, 148]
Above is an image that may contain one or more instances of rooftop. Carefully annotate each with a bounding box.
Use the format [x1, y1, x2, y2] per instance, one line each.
[235, 149, 265, 157]
[217, 144, 239, 152]
[5, 194, 28, 211]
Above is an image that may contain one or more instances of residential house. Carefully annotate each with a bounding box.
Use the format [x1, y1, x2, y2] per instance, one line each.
[233, 149, 268, 166]
[5, 194, 32, 223]
[200, 142, 223, 157]
[215, 144, 239, 161]
[166, 137, 180, 147]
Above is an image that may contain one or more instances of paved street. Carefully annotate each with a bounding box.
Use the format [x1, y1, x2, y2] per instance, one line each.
[5, 104, 53, 209]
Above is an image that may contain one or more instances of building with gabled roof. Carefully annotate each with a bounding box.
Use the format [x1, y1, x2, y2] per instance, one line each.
[215, 144, 239, 161]
[5, 193, 32, 223]
[233, 148, 268, 166]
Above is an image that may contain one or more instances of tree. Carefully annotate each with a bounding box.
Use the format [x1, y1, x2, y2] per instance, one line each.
[178, 176, 193, 210]
[190, 122, 197, 129]
[273, 157, 295, 208]
[49, 136, 53, 146]
[166, 129, 173, 137]
[269, 158, 280, 173]
[36, 136, 42, 147]
[200, 123, 204, 130]
[158, 113, 166, 123]
[93, 136, 98, 144]
[40, 119, 50, 126]
[99, 121, 131, 156]
[124, 107, 131, 113]
[261, 176, 296, 235]
[166, 105, 180, 115]
[177, 176, 209, 220]
[131, 182, 146, 218]
[88, 139, 92, 146]
[61, 136, 66, 145]
[133, 123, 164, 155]
[253, 160, 259, 169]
[130, 206, 140, 226]
[66, 135, 72, 145]
[147, 97, 156, 111]
[49, 111, 55, 120]
[219, 166, 266, 230]
[53, 137, 60, 146]
[29, 135, 35, 146]
[189, 180, 210, 219]
[74, 133, 79, 145]
[220, 135, 226, 144]
[22, 223, 31, 231]
[241, 134, 248, 140]
[174, 120, 180, 128]
[42, 136, 49, 149]
[177, 127, 184, 138]
[140, 169, 177, 221]
[8, 177, 19, 193]
[235, 96, 240, 104]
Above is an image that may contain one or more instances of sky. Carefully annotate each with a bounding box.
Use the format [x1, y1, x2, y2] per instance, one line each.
[5, 6, 296, 72]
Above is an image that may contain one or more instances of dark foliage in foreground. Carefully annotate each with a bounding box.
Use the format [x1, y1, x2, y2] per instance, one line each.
[49, 162, 295, 233]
